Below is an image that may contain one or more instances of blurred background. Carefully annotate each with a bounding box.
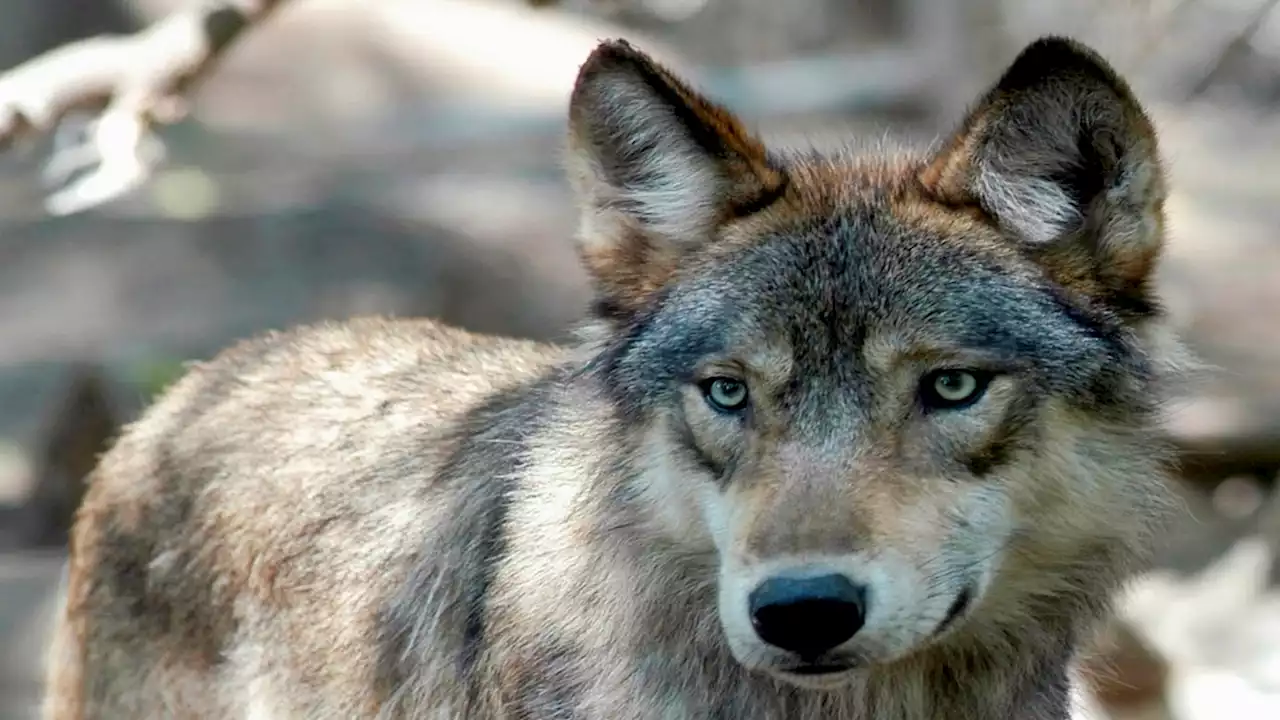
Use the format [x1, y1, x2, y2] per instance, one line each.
[1, 0, 1279, 717]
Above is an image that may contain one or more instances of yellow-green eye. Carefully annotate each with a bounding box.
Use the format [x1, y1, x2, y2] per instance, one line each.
[702, 377, 749, 413]
[921, 370, 991, 411]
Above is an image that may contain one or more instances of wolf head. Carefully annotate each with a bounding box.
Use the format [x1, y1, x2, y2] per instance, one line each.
[565, 37, 1179, 689]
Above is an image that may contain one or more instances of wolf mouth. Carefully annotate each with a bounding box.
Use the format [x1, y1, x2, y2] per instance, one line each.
[935, 585, 974, 636]
[784, 664, 854, 676]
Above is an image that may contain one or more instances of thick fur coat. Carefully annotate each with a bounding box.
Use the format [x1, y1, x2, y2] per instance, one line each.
[44, 36, 1184, 720]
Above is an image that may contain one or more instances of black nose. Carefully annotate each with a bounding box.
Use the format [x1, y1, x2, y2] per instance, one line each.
[748, 573, 867, 658]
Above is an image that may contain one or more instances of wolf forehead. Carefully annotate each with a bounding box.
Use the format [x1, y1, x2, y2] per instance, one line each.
[603, 159, 1144, 406]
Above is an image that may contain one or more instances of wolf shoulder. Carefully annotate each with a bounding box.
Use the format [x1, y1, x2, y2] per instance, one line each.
[89, 315, 567, 542]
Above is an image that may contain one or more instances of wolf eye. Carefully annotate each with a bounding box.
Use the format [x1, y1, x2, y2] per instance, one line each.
[920, 370, 991, 411]
[701, 377, 749, 413]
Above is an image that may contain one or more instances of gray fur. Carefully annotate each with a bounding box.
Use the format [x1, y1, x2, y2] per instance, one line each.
[43, 36, 1180, 720]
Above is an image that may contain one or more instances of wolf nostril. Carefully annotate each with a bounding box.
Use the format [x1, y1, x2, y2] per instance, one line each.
[748, 573, 867, 659]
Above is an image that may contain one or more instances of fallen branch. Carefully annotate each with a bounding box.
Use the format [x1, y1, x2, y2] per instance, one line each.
[0, 0, 289, 215]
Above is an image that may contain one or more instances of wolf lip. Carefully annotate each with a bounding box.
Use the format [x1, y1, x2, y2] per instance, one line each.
[785, 664, 854, 676]
[935, 585, 974, 636]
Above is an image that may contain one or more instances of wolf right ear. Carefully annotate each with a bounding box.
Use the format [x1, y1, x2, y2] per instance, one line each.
[919, 37, 1167, 318]
[567, 40, 786, 319]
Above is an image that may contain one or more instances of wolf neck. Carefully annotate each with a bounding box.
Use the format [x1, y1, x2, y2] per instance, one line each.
[493, 371, 1085, 720]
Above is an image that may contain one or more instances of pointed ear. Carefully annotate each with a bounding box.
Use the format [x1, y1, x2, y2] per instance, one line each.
[567, 40, 786, 318]
[919, 36, 1168, 319]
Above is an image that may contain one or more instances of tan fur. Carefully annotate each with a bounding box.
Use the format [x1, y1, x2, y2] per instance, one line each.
[44, 37, 1183, 719]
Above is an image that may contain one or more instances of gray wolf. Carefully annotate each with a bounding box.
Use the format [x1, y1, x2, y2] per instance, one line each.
[42, 34, 1184, 719]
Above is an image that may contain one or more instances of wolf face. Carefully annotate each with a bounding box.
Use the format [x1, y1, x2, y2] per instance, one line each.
[566, 38, 1175, 690]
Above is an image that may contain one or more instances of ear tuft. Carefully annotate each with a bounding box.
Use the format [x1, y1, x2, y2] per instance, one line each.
[981, 36, 1129, 100]
[567, 39, 785, 317]
[920, 36, 1168, 319]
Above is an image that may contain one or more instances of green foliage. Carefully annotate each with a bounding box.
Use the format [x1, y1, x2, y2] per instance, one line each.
[131, 358, 189, 400]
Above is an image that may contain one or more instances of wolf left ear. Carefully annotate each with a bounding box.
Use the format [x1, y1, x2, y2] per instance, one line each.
[919, 36, 1167, 318]
[567, 40, 786, 319]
